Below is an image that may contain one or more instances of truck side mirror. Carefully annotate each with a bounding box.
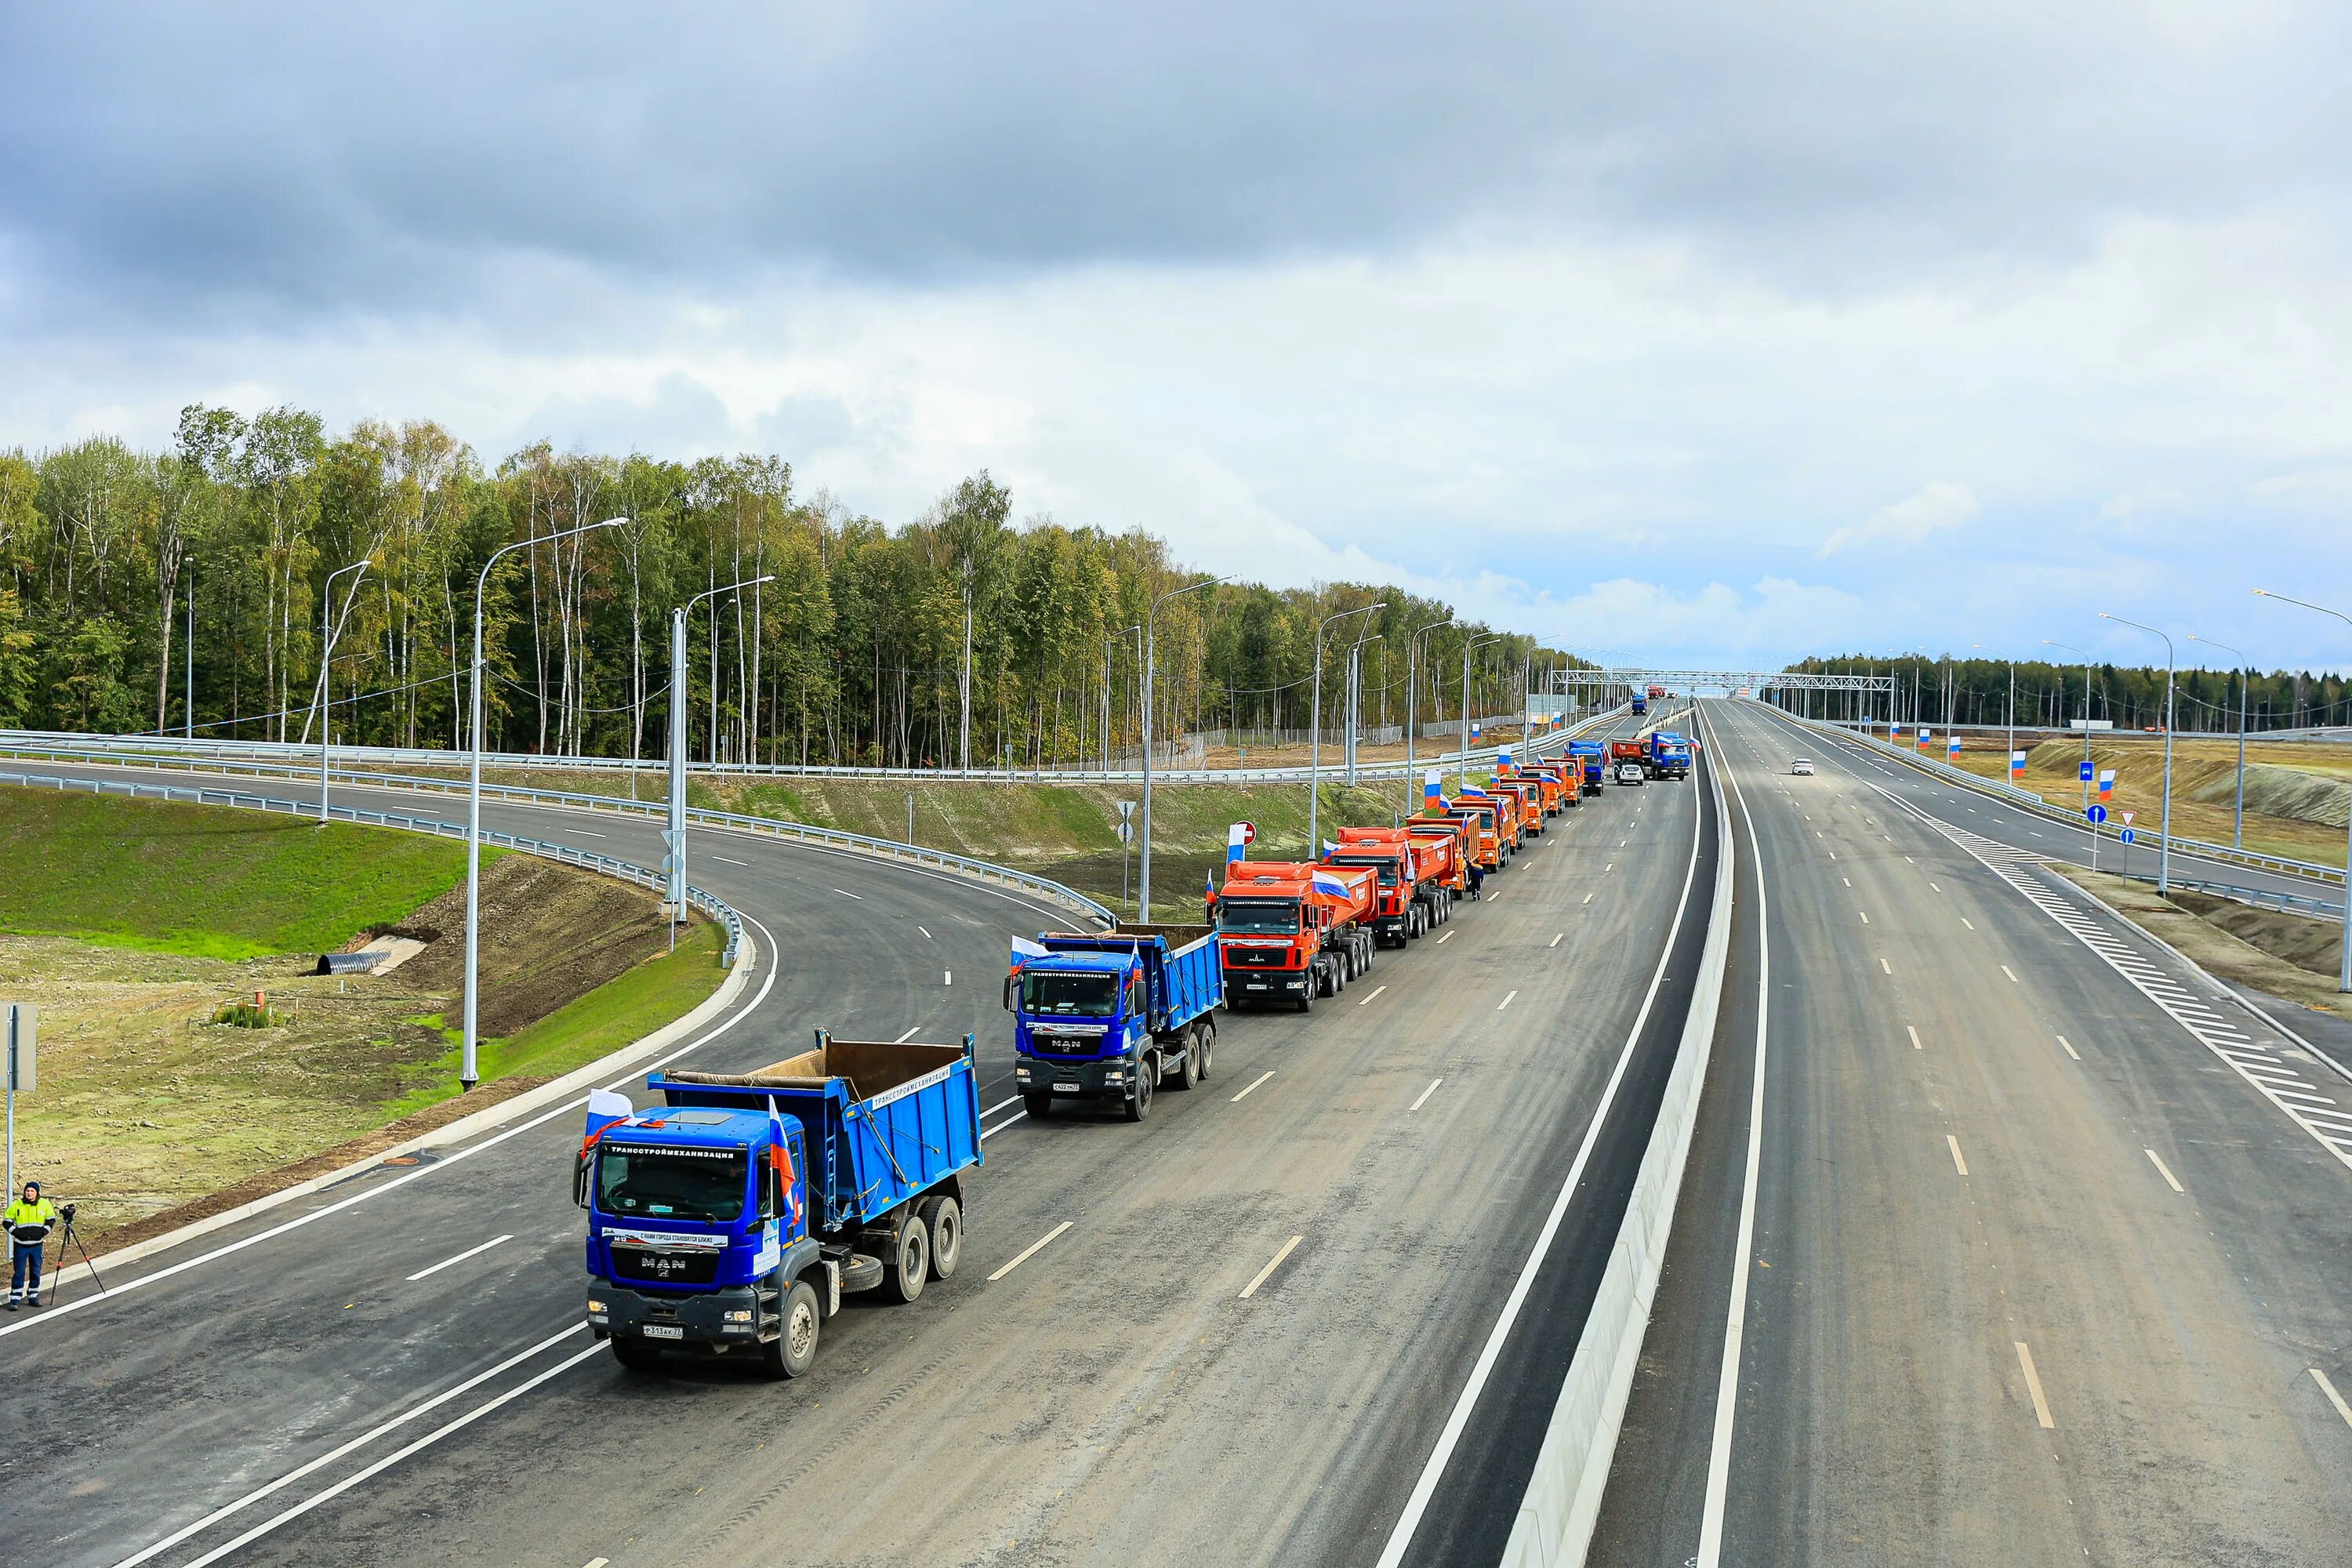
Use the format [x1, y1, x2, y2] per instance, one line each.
[572, 1149, 591, 1210]
[1002, 975, 1014, 1011]
[761, 1163, 782, 1221]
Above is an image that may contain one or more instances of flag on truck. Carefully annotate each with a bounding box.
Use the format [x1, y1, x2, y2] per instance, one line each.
[1311, 871, 1352, 898]
[1011, 935, 1048, 971]
[767, 1102, 805, 1232]
[1227, 822, 1254, 863]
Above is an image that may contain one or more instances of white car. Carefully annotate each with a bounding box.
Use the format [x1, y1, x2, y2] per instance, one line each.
[1615, 762, 1646, 786]
[1791, 758, 1814, 775]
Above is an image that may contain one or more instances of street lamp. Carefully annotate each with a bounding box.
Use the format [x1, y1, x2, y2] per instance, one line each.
[463, 516, 626, 1091]
[311, 557, 371, 822]
[2253, 588, 2352, 992]
[2099, 612, 2176, 897]
[1460, 633, 1506, 789]
[1405, 617, 1455, 782]
[665, 575, 776, 951]
[1138, 575, 1232, 920]
[2045, 640, 2096, 815]
[1306, 601, 1385, 865]
[1102, 624, 1140, 772]
[1973, 643, 2018, 786]
[2185, 633, 2249, 851]
[1344, 630, 1383, 786]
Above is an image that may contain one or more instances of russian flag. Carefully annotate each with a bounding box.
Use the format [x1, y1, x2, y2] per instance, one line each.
[1497, 746, 1514, 775]
[1226, 822, 1250, 864]
[2097, 768, 2114, 800]
[1311, 871, 1351, 898]
[2009, 750, 2027, 777]
[1424, 768, 1443, 808]
[1916, 728, 1932, 750]
[1459, 784, 1490, 800]
[1470, 719, 1482, 742]
[1947, 736, 1962, 759]
[1011, 934, 1049, 969]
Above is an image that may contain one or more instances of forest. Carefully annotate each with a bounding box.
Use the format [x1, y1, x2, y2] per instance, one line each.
[1784, 653, 2350, 735]
[0, 407, 1570, 767]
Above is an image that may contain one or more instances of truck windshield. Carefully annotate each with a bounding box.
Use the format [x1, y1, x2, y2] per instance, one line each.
[597, 1145, 747, 1223]
[1021, 971, 1120, 1016]
[1219, 899, 1299, 935]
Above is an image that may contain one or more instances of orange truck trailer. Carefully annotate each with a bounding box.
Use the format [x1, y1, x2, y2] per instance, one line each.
[1532, 758, 1581, 808]
[1214, 861, 1379, 1011]
[1495, 779, 1544, 838]
[1449, 792, 1514, 869]
[1328, 826, 1454, 946]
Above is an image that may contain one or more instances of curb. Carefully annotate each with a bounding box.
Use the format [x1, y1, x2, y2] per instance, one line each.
[53, 927, 759, 1289]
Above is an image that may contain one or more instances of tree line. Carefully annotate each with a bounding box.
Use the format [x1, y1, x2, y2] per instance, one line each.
[1782, 654, 2351, 734]
[0, 408, 1573, 767]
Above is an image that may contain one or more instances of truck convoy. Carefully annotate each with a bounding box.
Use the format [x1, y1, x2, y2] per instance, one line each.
[1007, 924, 1225, 1117]
[579, 1032, 982, 1377]
[1212, 860, 1378, 1011]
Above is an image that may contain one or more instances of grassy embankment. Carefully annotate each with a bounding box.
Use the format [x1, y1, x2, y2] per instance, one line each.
[2051, 866, 2347, 1022]
[0, 788, 726, 1242]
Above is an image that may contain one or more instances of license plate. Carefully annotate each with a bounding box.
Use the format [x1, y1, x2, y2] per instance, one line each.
[641, 1324, 684, 1341]
[1053, 1081, 1082, 1093]
[1246, 983, 1268, 990]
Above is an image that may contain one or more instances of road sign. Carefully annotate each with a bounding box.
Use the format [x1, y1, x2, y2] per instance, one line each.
[2120, 810, 2136, 826]
[2079, 760, 2094, 782]
[2119, 828, 2136, 844]
[5, 1003, 31, 1092]
[2085, 804, 2107, 825]
[1240, 821, 1256, 846]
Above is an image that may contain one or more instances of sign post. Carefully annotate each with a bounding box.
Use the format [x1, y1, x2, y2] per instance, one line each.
[2120, 811, 2137, 878]
[5, 1003, 34, 1207]
[2086, 804, 2107, 872]
[1117, 800, 1137, 912]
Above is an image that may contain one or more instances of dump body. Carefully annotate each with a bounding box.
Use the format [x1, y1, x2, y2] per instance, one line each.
[1608, 739, 1646, 766]
[1009, 924, 1224, 1112]
[581, 1033, 981, 1371]
[1217, 861, 1378, 1009]
[1631, 694, 1648, 717]
[1496, 781, 1543, 836]
[1406, 816, 1469, 893]
[1330, 826, 1446, 944]
[1448, 801, 1505, 869]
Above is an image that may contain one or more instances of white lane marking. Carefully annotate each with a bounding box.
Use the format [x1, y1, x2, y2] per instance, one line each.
[1377, 745, 1706, 1568]
[1486, 893, 1502, 906]
[708, 854, 750, 866]
[893, 1025, 922, 1044]
[2, 907, 784, 1341]
[979, 1112, 1026, 1140]
[1497, 989, 1518, 1011]
[1947, 1134, 1969, 1175]
[1619, 840, 1628, 848]
[1961, 917, 1975, 931]
[2057, 1034, 2082, 1061]
[1436, 929, 1456, 944]
[2001, 965, 2020, 983]
[1880, 957, 1893, 975]
[2314, 1368, 2352, 1430]
[405, 1234, 514, 1283]
[1232, 1070, 1276, 1102]
[944, 970, 953, 985]
[2015, 1341, 2056, 1428]
[979, 1095, 1020, 1118]
[585, 1559, 610, 1567]
[1358, 984, 1387, 1007]
[987, 1221, 1073, 1282]
[107, 1326, 588, 1568]
[1842, 877, 1851, 887]
[565, 829, 608, 838]
[833, 887, 865, 899]
[1828, 850, 1837, 860]
[1929, 882, 1941, 892]
[1549, 932, 1564, 948]
[917, 925, 931, 939]
[1240, 1234, 1305, 1299]
[2144, 1149, 2187, 1193]
[1606, 862, 1615, 873]
[1858, 909, 1869, 924]
[1582, 892, 1595, 905]
[1907, 1026, 1923, 1051]
[1410, 1078, 1443, 1112]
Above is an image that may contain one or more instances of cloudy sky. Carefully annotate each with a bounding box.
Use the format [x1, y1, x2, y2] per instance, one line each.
[5, 2, 2349, 670]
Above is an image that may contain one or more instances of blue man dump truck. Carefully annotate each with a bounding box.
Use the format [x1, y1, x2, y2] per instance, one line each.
[1007, 924, 1223, 1122]
[577, 1031, 982, 1378]
[1568, 739, 1607, 791]
[1648, 731, 1693, 779]
[1630, 692, 1648, 717]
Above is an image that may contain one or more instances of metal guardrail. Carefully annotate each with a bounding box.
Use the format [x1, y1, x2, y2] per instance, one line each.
[2132, 873, 2347, 921]
[1789, 715, 2346, 887]
[0, 768, 746, 966]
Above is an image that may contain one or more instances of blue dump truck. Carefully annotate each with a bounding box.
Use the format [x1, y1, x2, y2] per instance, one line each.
[1007, 923, 1223, 1123]
[576, 1031, 982, 1378]
[1647, 731, 1693, 779]
[1569, 739, 1607, 791]
[1630, 693, 1648, 717]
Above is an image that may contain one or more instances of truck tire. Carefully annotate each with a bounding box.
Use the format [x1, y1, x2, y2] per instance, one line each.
[919, 1196, 962, 1279]
[1167, 1031, 1200, 1091]
[1297, 980, 1314, 1013]
[1123, 1061, 1154, 1121]
[1023, 1090, 1053, 1119]
[1198, 1022, 1215, 1080]
[881, 1214, 930, 1303]
[761, 1279, 821, 1379]
[611, 1336, 662, 1372]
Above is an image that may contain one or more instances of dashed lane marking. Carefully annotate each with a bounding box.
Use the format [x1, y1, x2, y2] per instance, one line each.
[1410, 1078, 1444, 1112]
[833, 887, 865, 900]
[1947, 1134, 1969, 1176]
[1907, 1026, 1923, 1051]
[1880, 958, 1893, 975]
[1436, 929, 1457, 945]
[1239, 1235, 1305, 1299]
[2001, 965, 2020, 983]
[2145, 1149, 2187, 1193]
[2057, 1035, 2082, 1061]
[405, 1235, 513, 1283]
[2314, 1369, 2352, 1430]
[1549, 932, 1563, 948]
[1497, 990, 1519, 1011]
[2015, 1341, 2056, 1428]
[988, 1221, 1073, 1283]
[1358, 984, 1387, 1007]
[1232, 1070, 1276, 1102]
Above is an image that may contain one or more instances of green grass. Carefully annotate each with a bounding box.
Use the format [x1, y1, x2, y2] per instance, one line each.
[386, 920, 728, 1117]
[0, 786, 484, 959]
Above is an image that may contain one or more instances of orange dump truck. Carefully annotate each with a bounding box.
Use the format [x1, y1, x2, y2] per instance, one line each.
[1328, 826, 1454, 946]
[1214, 861, 1379, 1011]
[1449, 792, 1514, 869]
[1495, 779, 1544, 838]
[1406, 814, 1470, 901]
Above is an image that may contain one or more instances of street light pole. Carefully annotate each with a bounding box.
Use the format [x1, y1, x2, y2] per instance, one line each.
[1406, 617, 1455, 784]
[313, 557, 371, 823]
[2186, 634, 2249, 851]
[185, 560, 196, 741]
[1306, 601, 1383, 864]
[1138, 575, 1230, 920]
[2253, 589, 2352, 991]
[2100, 612, 2177, 897]
[464, 517, 625, 1091]
[1345, 630, 1382, 787]
[662, 574, 776, 951]
[1460, 633, 1504, 789]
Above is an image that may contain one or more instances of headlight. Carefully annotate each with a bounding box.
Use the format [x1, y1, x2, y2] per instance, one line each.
[723, 1308, 753, 1323]
[586, 1298, 606, 1314]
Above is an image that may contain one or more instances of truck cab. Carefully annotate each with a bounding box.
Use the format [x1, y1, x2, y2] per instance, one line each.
[1215, 863, 1376, 1011]
[1008, 925, 1222, 1119]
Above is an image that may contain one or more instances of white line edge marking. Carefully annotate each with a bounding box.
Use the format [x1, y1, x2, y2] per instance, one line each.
[2143, 1148, 2186, 1193]
[1497, 989, 1518, 1011]
[1697, 717, 1769, 1568]
[1, 908, 783, 1342]
[1232, 1070, 1276, 1103]
[2015, 1341, 2056, 1428]
[2313, 1368, 2352, 1430]
[980, 1112, 1026, 1140]
[404, 1233, 513, 1283]
[978, 1095, 1019, 1118]
[1947, 1134, 1969, 1176]
[1358, 984, 1387, 1007]
[893, 1025, 921, 1043]
[1239, 1234, 1305, 1299]
[1410, 1078, 1443, 1112]
[1376, 728, 1706, 1568]
[986, 1221, 1072, 1282]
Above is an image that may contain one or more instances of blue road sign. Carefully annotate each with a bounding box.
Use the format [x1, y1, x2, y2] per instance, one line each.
[2119, 828, 2136, 844]
[2079, 760, 2094, 782]
[2085, 804, 2107, 825]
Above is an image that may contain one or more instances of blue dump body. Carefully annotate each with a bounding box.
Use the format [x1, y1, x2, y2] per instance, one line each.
[1631, 695, 1648, 716]
[579, 1033, 982, 1375]
[1009, 924, 1225, 1117]
[1648, 731, 1693, 778]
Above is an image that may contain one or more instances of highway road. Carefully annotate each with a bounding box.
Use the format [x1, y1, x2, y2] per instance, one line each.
[0, 712, 1711, 1566]
[1590, 699, 2352, 1566]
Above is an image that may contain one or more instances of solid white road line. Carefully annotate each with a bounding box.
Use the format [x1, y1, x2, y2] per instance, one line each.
[2056, 1035, 2081, 1059]
[832, 887, 865, 899]
[405, 1234, 514, 1283]
[894, 1025, 922, 1043]
[1232, 1070, 1276, 1103]
[1436, 929, 1456, 944]
[987, 1221, 1073, 1283]
[2015, 1341, 2056, 1428]
[1497, 990, 1518, 1011]
[1410, 1078, 1443, 1112]
[2001, 964, 2020, 982]
[1358, 984, 1387, 1007]
[2144, 1149, 2187, 1193]
[978, 1112, 1026, 1140]
[565, 829, 608, 838]
[1947, 1134, 1969, 1176]
[2313, 1368, 2352, 1430]
[1240, 1235, 1305, 1299]
[1907, 1026, 1922, 1051]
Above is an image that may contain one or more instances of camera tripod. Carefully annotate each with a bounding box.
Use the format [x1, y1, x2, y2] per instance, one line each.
[42, 1207, 106, 1305]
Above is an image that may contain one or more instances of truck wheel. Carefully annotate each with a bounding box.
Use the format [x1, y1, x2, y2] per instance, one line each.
[881, 1215, 930, 1303]
[920, 1196, 962, 1279]
[1123, 1063, 1154, 1121]
[1297, 981, 1314, 1014]
[1023, 1091, 1053, 1119]
[1198, 1022, 1214, 1080]
[611, 1336, 662, 1373]
[1167, 1031, 1200, 1091]
[761, 1280, 821, 1379]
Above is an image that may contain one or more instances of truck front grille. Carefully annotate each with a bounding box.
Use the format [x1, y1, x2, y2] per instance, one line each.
[611, 1247, 721, 1287]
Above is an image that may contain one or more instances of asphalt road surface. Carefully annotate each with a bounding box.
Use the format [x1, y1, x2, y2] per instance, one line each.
[1590, 699, 2352, 1566]
[0, 710, 1708, 1567]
